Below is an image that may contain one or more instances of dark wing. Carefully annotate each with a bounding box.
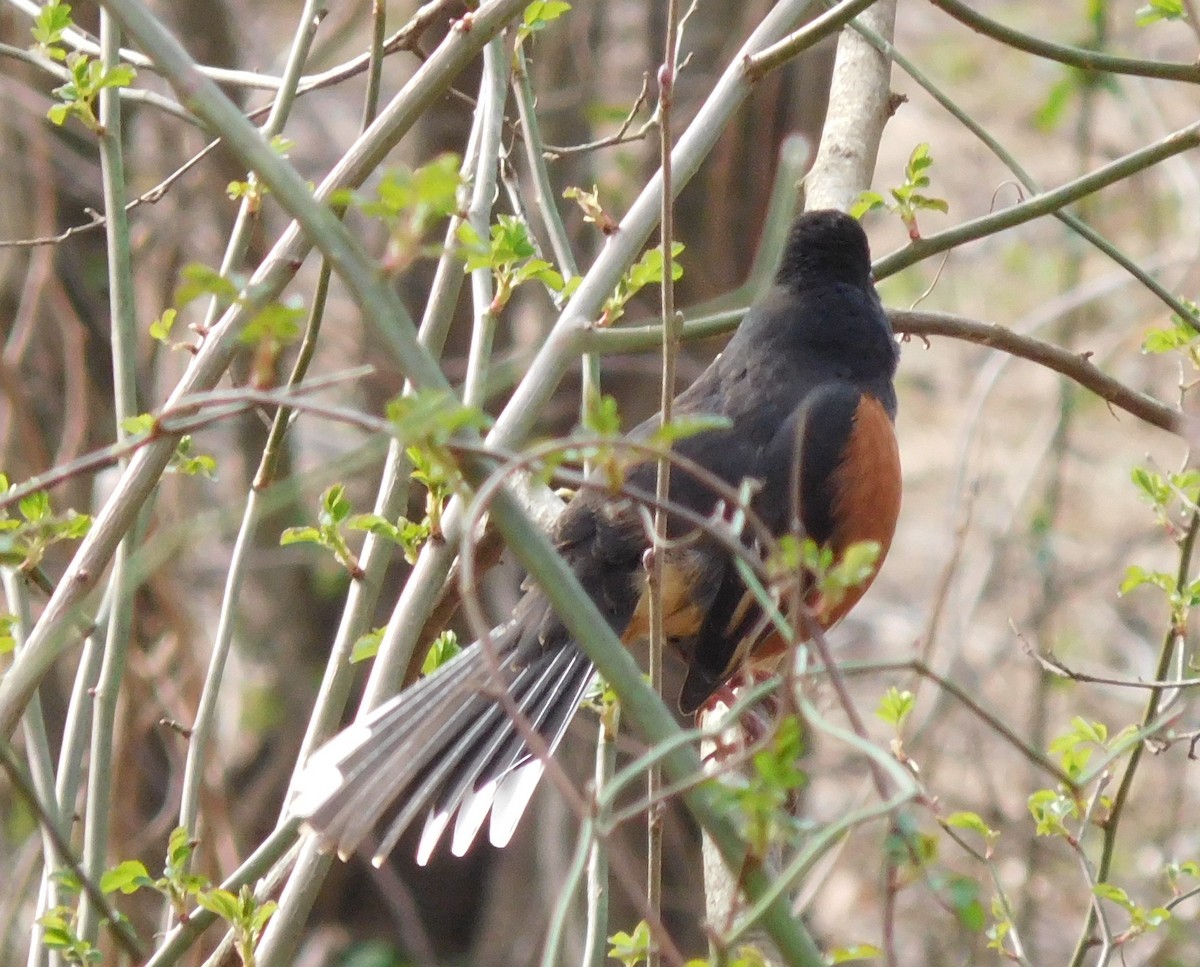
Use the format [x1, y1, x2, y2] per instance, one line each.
[677, 382, 900, 713]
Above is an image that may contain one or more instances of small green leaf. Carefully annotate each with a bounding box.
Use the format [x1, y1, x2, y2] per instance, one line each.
[100, 860, 152, 895]
[582, 391, 622, 437]
[166, 826, 195, 870]
[422, 630, 461, 675]
[121, 413, 156, 436]
[196, 887, 241, 922]
[875, 687, 915, 729]
[280, 526, 322, 546]
[321, 485, 351, 524]
[175, 263, 241, 307]
[946, 876, 985, 931]
[0, 613, 15, 654]
[1136, 0, 1185, 24]
[943, 811, 996, 840]
[31, 0, 73, 55]
[1036, 75, 1077, 131]
[1094, 882, 1134, 910]
[19, 491, 51, 523]
[1120, 564, 1174, 596]
[828, 944, 883, 964]
[850, 191, 886, 219]
[351, 627, 385, 663]
[608, 920, 652, 967]
[649, 413, 732, 445]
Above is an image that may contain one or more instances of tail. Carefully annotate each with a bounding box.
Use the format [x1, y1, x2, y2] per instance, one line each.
[290, 626, 595, 866]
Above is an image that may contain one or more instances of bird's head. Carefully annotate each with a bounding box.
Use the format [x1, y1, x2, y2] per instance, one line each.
[774, 208, 873, 290]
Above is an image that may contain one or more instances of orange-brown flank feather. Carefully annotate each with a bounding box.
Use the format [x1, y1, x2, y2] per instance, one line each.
[819, 393, 901, 624]
[750, 393, 900, 668]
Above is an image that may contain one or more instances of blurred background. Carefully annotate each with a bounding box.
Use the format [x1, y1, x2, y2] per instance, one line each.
[2, 0, 1199, 964]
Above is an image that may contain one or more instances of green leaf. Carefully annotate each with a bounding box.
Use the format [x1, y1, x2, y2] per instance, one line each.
[279, 526, 322, 546]
[175, 263, 241, 307]
[422, 630, 461, 675]
[121, 413, 156, 437]
[875, 686, 915, 729]
[608, 920, 652, 967]
[943, 810, 997, 840]
[1071, 716, 1108, 745]
[1027, 788, 1077, 837]
[99, 63, 136, 89]
[649, 413, 732, 446]
[828, 945, 883, 964]
[0, 613, 15, 654]
[908, 194, 949, 214]
[346, 514, 401, 542]
[1036, 75, 1077, 131]
[1130, 466, 1171, 505]
[1136, 0, 1185, 24]
[1120, 564, 1173, 596]
[240, 299, 305, 347]
[523, 0, 572, 30]
[850, 191, 886, 219]
[946, 876, 985, 931]
[386, 389, 491, 446]
[321, 485, 352, 524]
[350, 627, 385, 663]
[170, 437, 218, 479]
[101, 860, 151, 895]
[149, 307, 178, 342]
[582, 391, 622, 437]
[32, 0, 73, 53]
[196, 887, 241, 922]
[1094, 882, 1134, 910]
[19, 491, 51, 523]
[166, 826, 195, 870]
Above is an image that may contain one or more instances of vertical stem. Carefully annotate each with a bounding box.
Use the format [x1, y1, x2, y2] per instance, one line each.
[4, 571, 62, 967]
[77, 8, 140, 950]
[462, 37, 509, 410]
[648, 4, 681, 964]
[583, 707, 620, 967]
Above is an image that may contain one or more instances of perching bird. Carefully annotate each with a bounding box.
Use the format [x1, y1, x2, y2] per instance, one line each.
[291, 208, 902, 866]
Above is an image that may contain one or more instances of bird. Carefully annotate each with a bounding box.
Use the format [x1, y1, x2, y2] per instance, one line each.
[290, 208, 902, 866]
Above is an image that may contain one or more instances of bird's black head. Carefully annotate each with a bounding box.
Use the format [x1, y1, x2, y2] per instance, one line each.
[775, 209, 872, 289]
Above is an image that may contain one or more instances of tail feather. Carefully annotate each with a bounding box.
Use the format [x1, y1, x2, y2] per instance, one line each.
[371, 652, 561, 861]
[419, 649, 595, 862]
[291, 625, 596, 863]
[427, 646, 582, 819]
[489, 761, 545, 848]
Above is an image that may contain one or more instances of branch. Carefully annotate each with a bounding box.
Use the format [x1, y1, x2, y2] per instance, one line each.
[801, 0, 898, 213]
[929, 0, 1200, 84]
[891, 309, 1182, 436]
[585, 306, 1186, 438]
[873, 120, 1200, 280]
